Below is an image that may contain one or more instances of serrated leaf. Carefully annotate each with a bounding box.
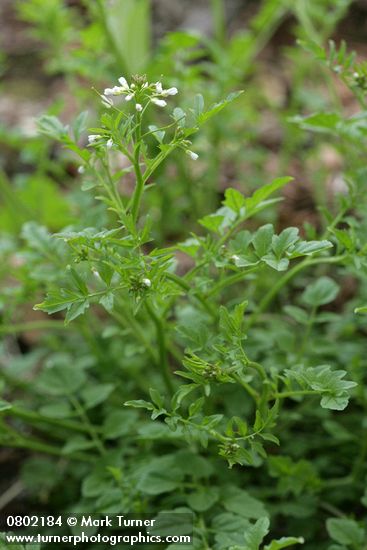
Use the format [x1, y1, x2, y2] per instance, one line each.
[285, 365, 357, 411]
[320, 395, 349, 411]
[64, 300, 90, 324]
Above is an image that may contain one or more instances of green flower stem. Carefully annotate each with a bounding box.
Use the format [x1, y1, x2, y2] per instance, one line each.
[145, 300, 174, 395]
[131, 155, 145, 223]
[130, 110, 145, 223]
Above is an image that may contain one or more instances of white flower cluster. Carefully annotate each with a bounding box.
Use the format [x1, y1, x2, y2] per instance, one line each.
[86, 76, 199, 160]
[101, 76, 178, 110]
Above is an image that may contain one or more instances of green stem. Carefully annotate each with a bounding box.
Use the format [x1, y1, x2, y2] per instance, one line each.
[272, 390, 319, 399]
[0, 419, 94, 462]
[6, 406, 98, 434]
[207, 267, 258, 297]
[145, 300, 174, 395]
[131, 110, 144, 223]
[131, 155, 144, 223]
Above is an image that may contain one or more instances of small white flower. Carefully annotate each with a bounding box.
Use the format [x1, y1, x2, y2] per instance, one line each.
[106, 138, 114, 149]
[101, 94, 113, 108]
[92, 268, 101, 279]
[125, 93, 134, 102]
[105, 85, 126, 96]
[118, 76, 129, 89]
[135, 103, 143, 112]
[88, 134, 101, 144]
[77, 165, 85, 174]
[155, 81, 163, 94]
[186, 150, 199, 160]
[163, 87, 178, 96]
[231, 254, 240, 262]
[152, 97, 167, 107]
[142, 278, 151, 288]
[142, 82, 148, 89]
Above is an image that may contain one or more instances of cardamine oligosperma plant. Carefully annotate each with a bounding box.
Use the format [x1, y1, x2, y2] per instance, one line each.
[33, 72, 362, 549]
